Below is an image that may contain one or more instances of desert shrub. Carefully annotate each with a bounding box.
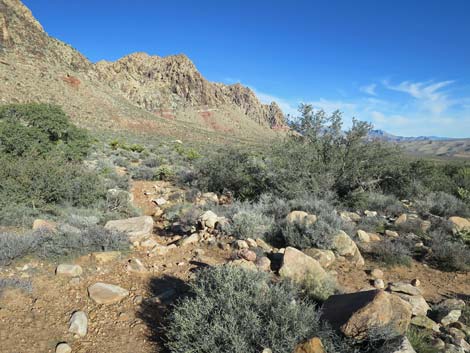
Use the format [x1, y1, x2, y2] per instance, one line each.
[0, 225, 129, 265]
[0, 278, 33, 296]
[348, 192, 404, 215]
[112, 156, 130, 168]
[0, 103, 91, 160]
[279, 200, 344, 249]
[105, 189, 140, 218]
[302, 272, 338, 302]
[356, 216, 387, 234]
[406, 327, 439, 353]
[195, 107, 402, 202]
[165, 265, 351, 353]
[415, 191, 470, 218]
[0, 153, 106, 213]
[195, 146, 272, 201]
[369, 238, 413, 267]
[223, 201, 275, 240]
[143, 155, 160, 168]
[0, 231, 43, 266]
[427, 230, 470, 271]
[130, 165, 156, 180]
[156, 164, 175, 181]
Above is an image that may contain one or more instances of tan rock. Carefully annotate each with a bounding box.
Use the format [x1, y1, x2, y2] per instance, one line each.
[449, 216, 470, 232]
[303, 248, 336, 268]
[32, 219, 56, 232]
[286, 211, 317, 226]
[293, 337, 325, 353]
[279, 247, 328, 283]
[104, 216, 154, 242]
[322, 290, 412, 341]
[356, 230, 370, 243]
[395, 214, 408, 225]
[385, 230, 399, 238]
[332, 231, 365, 267]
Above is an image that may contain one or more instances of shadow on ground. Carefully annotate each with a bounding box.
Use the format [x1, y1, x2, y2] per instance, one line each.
[138, 260, 214, 352]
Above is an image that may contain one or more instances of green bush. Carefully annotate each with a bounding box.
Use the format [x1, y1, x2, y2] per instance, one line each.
[165, 265, 351, 353]
[348, 192, 404, 215]
[0, 153, 105, 212]
[0, 103, 91, 160]
[415, 191, 470, 218]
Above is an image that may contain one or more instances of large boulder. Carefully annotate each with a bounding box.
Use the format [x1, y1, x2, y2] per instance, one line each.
[449, 217, 470, 232]
[104, 216, 154, 242]
[279, 247, 328, 283]
[322, 290, 412, 341]
[331, 231, 365, 267]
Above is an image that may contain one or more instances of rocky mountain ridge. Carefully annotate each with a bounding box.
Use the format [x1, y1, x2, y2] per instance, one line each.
[0, 0, 285, 139]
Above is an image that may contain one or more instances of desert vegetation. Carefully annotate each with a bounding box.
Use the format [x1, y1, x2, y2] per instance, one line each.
[2, 103, 470, 353]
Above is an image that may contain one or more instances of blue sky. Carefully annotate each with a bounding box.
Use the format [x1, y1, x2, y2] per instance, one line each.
[23, 0, 470, 137]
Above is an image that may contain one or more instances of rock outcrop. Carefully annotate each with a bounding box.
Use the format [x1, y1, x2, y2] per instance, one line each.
[0, 0, 286, 141]
[95, 53, 285, 128]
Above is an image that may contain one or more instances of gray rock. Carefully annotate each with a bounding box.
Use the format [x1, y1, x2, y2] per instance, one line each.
[126, 258, 148, 274]
[440, 310, 462, 326]
[411, 315, 440, 332]
[69, 311, 87, 337]
[388, 282, 422, 296]
[395, 293, 430, 316]
[104, 216, 154, 242]
[88, 283, 129, 305]
[56, 343, 72, 353]
[56, 264, 82, 277]
[179, 233, 200, 246]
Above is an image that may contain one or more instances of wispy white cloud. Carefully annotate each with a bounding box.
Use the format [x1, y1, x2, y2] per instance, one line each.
[383, 79, 455, 114]
[241, 79, 470, 137]
[360, 83, 377, 96]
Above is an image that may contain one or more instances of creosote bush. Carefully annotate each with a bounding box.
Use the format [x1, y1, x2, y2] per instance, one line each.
[369, 238, 413, 267]
[0, 226, 129, 265]
[415, 191, 470, 218]
[222, 201, 275, 240]
[165, 265, 352, 353]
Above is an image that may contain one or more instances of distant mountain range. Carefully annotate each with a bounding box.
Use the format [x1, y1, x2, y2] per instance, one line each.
[368, 129, 459, 142]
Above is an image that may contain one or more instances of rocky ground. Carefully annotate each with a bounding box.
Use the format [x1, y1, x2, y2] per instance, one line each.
[1, 180, 470, 353]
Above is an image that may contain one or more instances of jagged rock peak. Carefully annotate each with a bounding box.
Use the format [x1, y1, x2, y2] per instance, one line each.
[95, 53, 286, 127]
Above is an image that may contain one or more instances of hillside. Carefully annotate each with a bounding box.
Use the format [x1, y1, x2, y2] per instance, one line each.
[0, 0, 285, 144]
